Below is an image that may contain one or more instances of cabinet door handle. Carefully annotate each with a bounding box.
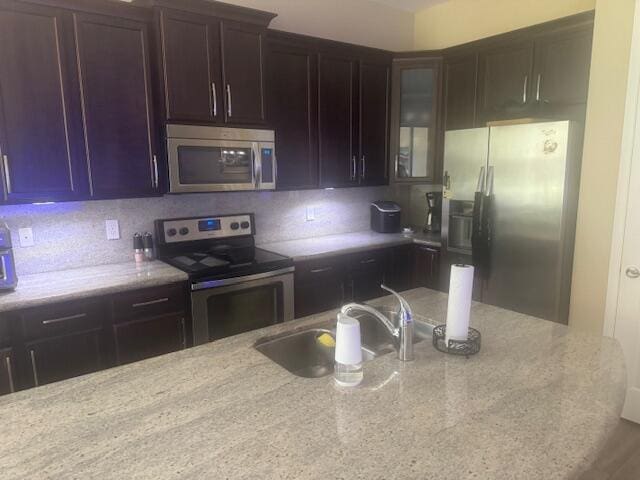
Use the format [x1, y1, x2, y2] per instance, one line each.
[360, 258, 376, 265]
[522, 75, 528, 104]
[419, 247, 439, 254]
[132, 297, 169, 308]
[351, 156, 357, 180]
[152, 155, 159, 189]
[42, 313, 87, 325]
[5, 355, 14, 393]
[29, 350, 39, 387]
[211, 82, 218, 117]
[2, 154, 11, 194]
[310, 267, 332, 274]
[361, 156, 366, 179]
[226, 84, 232, 117]
[536, 74, 542, 102]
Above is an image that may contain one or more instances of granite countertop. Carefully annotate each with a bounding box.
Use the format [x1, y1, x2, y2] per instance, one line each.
[0, 261, 188, 313]
[259, 229, 442, 261]
[0, 288, 625, 479]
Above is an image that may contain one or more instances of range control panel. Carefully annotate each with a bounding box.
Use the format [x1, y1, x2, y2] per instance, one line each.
[158, 214, 253, 244]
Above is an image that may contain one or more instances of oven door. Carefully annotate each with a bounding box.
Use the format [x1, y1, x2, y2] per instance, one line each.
[191, 269, 294, 345]
[168, 138, 258, 193]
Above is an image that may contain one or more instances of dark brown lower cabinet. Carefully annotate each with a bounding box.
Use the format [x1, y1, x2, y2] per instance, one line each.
[348, 249, 388, 302]
[412, 245, 440, 290]
[386, 245, 413, 292]
[294, 257, 346, 318]
[0, 347, 15, 395]
[294, 245, 442, 318]
[0, 282, 189, 396]
[26, 329, 104, 387]
[113, 314, 186, 366]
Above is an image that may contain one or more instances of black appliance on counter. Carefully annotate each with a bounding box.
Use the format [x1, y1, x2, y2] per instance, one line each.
[154, 213, 294, 345]
[0, 222, 17, 290]
[424, 192, 442, 233]
[370, 201, 402, 233]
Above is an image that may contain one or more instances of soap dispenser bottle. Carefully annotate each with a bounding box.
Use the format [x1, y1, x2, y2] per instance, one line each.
[334, 312, 363, 387]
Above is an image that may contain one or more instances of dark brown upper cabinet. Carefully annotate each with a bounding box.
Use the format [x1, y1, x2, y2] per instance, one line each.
[146, 0, 275, 126]
[159, 9, 223, 123]
[0, 1, 88, 203]
[266, 34, 318, 190]
[222, 21, 266, 124]
[443, 53, 478, 130]
[476, 42, 535, 124]
[389, 56, 442, 184]
[74, 11, 159, 198]
[318, 53, 358, 188]
[359, 60, 390, 186]
[318, 47, 391, 189]
[532, 24, 593, 120]
[0, 0, 161, 204]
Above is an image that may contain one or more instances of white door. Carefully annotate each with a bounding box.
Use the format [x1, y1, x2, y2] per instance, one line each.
[614, 148, 640, 423]
[607, 0, 640, 424]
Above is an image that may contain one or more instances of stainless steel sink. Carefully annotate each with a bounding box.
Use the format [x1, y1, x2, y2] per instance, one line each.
[254, 328, 377, 378]
[254, 306, 435, 378]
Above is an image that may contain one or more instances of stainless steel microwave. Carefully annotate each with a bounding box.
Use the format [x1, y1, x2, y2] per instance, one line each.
[167, 125, 276, 193]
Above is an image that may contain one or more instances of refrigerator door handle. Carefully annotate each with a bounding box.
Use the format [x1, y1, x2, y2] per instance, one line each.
[486, 166, 495, 196]
[476, 166, 486, 194]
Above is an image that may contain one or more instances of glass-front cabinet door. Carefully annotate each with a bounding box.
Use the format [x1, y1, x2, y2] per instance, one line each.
[390, 57, 442, 183]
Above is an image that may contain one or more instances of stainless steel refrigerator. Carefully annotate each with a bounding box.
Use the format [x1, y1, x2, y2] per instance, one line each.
[442, 121, 583, 323]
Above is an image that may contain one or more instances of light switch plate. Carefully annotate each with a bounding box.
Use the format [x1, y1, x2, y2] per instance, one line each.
[18, 227, 34, 247]
[105, 219, 120, 240]
[306, 206, 315, 221]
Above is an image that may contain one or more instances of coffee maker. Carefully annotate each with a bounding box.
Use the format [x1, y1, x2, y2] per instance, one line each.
[0, 222, 17, 290]
[424, 192, 442, 233]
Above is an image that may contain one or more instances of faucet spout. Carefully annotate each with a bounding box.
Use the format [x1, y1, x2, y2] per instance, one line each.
[340, 285, 415, 362]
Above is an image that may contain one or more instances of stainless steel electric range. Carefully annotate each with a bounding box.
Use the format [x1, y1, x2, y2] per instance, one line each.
[154, 213, 294, 345]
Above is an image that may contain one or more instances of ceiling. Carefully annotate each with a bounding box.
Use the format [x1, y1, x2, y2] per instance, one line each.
[367, 0, 449, 13]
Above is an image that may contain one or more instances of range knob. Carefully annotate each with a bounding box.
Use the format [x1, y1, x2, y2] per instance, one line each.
[230, 222, 240, 230]
[179, 227, 189, 236]
[166, 228, 177, 237]
[240, 221, 250, 229]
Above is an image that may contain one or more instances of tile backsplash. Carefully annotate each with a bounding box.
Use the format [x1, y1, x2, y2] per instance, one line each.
[0, 187, 391, 275]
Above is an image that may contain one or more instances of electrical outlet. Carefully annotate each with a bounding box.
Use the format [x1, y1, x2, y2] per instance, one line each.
[105, 219, 120, 240]
[306, 206, 315, 221]
[18, 227, 34, 247]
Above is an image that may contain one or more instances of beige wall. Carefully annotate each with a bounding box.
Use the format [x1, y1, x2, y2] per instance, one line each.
[569, 0, 636, 333]
[215, 0, 414, 51]
[414, 0, 596, 49]
[414, 0, 636, 333]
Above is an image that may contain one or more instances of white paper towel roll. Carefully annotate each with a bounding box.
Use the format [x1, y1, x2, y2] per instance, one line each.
[446, 264, 474, 344]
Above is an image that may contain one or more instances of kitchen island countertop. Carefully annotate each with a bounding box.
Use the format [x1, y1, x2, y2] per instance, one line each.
[0, 288, 625, 479]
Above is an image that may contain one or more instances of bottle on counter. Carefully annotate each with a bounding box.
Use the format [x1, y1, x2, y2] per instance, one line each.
[334, 312, 363, 387]
[133, 233, 145, 264]
[142, 232, 154, 261]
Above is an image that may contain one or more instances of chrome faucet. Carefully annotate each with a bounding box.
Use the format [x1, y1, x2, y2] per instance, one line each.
[340, 285, 414, 361]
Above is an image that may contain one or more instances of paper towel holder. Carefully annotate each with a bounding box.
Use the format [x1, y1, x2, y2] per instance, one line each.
[432, 325, 481, 358]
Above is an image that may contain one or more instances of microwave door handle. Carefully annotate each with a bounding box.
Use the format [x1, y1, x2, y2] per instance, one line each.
[252, 144, 260, 188]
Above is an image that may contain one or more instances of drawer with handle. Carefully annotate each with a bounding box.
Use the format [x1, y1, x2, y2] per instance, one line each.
[348, 249, 388, 273]
[294, 256, 347, 283]
[111, 283, 186, 321]
[20, 298, 106, 340]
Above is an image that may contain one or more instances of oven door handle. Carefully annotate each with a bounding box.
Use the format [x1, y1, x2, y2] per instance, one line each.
[191, 266, 295, 291]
